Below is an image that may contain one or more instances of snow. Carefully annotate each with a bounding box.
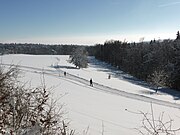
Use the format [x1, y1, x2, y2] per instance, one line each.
[1, 54, 180, 135]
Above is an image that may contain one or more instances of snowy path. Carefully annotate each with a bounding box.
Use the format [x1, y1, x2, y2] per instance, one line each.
[2, 63, 180, 109]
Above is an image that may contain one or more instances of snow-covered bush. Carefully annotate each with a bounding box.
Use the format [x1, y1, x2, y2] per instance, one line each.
[0, 65, 74, 135]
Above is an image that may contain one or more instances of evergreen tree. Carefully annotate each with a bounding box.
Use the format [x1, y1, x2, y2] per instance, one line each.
[176, 31, 180, 40]
[94, 31, 180, 90]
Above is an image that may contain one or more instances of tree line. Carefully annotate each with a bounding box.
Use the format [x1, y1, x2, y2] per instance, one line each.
[94, 31, 180, 90]
[0, 43, 94, 56]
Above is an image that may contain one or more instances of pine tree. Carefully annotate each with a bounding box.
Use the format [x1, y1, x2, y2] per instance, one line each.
[176, 31, 180, 40]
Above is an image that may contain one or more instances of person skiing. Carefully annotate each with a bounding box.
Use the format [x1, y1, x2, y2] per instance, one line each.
[90, 78, 93, 87]
[108, 74, 111, 79]
[64, 71, 66, 76]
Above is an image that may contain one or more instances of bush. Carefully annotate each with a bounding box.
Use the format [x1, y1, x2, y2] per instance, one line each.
[0, 65, 74, 135]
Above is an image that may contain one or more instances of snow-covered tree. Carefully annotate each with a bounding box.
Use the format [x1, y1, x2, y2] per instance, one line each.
[148, 69, 168, 89]
[69, 47, 88, 69]
[0, 66, 74, 135]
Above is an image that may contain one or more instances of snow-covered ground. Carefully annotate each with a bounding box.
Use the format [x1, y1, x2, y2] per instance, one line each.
[1, 54, 180, 135]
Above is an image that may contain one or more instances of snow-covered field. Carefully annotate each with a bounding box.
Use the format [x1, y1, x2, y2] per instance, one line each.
[1, 54, 180, 135]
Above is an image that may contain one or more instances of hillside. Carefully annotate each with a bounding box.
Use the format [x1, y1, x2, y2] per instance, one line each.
[1, 54, 180, 135]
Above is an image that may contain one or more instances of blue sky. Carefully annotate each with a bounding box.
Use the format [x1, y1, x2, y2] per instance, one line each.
[0, 0, 180, 45]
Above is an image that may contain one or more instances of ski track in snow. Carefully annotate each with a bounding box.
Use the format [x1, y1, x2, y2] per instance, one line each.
[1, 63, 180, 109]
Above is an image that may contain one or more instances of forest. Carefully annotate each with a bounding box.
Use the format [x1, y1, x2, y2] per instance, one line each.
[94, 31, 180, 90]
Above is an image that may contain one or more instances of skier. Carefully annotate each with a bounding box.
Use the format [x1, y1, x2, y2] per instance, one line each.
[64, 71, 66, 76]
[108, 74, 111, 79]
[90, 78, 93, 87]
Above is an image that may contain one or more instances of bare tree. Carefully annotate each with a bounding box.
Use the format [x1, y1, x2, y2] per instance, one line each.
[126, 104, 180, 135]
[148, 69, 168, 91]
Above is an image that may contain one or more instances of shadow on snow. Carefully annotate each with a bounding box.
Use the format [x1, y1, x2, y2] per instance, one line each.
[51, 65, 77, 69]
[88, 56, 180, 101]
